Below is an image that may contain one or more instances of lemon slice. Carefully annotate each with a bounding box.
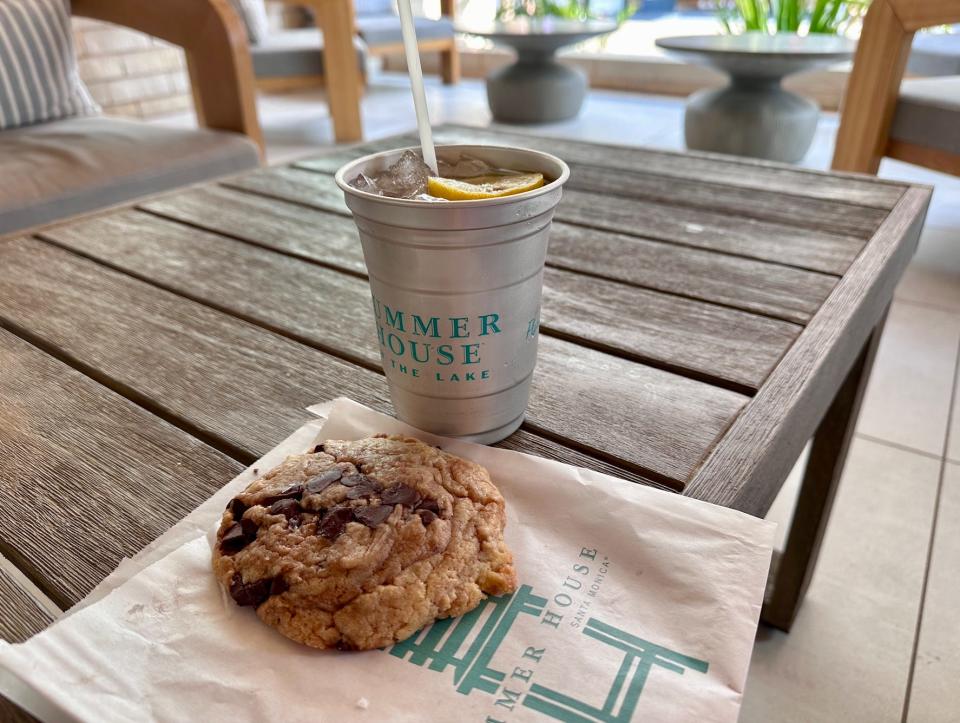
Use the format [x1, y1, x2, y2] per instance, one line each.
[427, 172, 544, 200]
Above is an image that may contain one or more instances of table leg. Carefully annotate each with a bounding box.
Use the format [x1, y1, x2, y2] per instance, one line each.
[314, 0, 363, 142]
[761, 311, 887, 632]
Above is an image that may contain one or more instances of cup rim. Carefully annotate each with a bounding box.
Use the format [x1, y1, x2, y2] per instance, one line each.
[334, 144, 571, 208]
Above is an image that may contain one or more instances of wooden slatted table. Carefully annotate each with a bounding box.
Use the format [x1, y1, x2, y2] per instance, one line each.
[0, 126, 930, 717]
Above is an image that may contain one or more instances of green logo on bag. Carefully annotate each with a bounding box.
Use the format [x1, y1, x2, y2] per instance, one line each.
[389, 584, 709, 722]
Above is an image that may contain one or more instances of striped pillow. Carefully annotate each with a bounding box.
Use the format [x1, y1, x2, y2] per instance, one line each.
[0, 0, 99, 131]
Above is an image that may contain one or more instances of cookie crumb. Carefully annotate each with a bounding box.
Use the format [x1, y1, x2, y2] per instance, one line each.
[355, 698, 369, 710]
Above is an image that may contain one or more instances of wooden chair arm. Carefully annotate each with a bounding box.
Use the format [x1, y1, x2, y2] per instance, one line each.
[270, 0, 364, 140]
[832, 0, 960, 173]
[888, 0, 960, 31]
[72, 0, 264, 158]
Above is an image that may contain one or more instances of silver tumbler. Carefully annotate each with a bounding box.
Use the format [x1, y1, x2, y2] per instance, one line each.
[335, 144, 570, 444]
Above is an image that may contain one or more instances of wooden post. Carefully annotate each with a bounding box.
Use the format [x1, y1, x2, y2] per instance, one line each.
[831, 0, 913, 174]
[761, 312, 887, 631]
[311, 0, 364, 142]
[440, 0, 461, 84]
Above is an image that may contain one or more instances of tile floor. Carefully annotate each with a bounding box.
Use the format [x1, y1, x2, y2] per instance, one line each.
[159, 73, 960, 721]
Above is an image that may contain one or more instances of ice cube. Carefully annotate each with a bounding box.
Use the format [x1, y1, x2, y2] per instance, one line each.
[351, 172, 378, 193]
[350, 150, 430, 198]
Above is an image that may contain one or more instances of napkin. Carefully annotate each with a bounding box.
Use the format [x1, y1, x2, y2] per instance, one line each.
[0, 398, 775, 723]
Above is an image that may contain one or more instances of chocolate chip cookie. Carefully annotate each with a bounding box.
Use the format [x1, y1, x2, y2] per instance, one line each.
[212, 435, 518, 650]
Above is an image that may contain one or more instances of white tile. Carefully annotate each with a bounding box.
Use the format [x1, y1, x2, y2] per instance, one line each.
[952, 387, 960, 464]
[906, 462, 960, 722]
[856, 300, 960, 457]
[896, 260, 960, 313]
[742, 438, 941, 723]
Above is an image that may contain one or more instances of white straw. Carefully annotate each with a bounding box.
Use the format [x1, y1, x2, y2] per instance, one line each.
[396, 0, 438, 175]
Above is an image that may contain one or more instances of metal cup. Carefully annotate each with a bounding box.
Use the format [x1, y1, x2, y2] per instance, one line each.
[335, 144, 570, 444]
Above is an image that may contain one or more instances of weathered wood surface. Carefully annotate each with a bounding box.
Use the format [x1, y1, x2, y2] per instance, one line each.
[224, 166, 350, 215]
[539, 266, 799, 392]
[0, 238, 392, 464]
[147, 177, 866, 277]
[546, 224, 836, 324]
[549, 189, 864, 276]
[0, 327, 245, 607]
[46, 209, 799, 391]
[0, 564, 54, 644]
[0, 697, 40, 723]
[221, 160, 870, 278]
[296, 125, 909, 210]
[141, 185, 368, 274]
[153, 178, 837, 324]
[684, 187, 931, 515]
[294, 126, 896, 238]
[0, 237, 746, 486]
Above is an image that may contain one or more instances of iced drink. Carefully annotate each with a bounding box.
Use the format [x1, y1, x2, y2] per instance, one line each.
[335, 145, 569, 444]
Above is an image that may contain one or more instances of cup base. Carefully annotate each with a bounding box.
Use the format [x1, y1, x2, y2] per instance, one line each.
[389, 378, 533, 446]
[395, 409, 524, 446]
[442, 412, 525, 446]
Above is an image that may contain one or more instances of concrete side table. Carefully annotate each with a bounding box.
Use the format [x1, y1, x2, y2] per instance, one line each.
[457, 19, 618, 123]
[656, 33, 855, 163]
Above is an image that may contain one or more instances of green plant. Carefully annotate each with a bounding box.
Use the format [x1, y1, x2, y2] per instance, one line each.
[717, 0, 869, 35]
[495, 0, 639, 23]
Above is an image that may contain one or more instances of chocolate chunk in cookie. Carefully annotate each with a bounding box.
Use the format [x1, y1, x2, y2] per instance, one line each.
[417, 497, 440, 515]
[305, 468, 342, 494]
[262, 484, 303, 506]
[240, 516, 259, 537]
[317, 507, 354, 540]
[346, 481, 380, 500]
[220, 522, 252, 554]
[227, 497, 248, 521]
[268, 498, 301, 518]
[353, 504, 393, 527]
[381, 484, 421, 507]
[416, 509, 438, 526]
[229, 574, 272, 607]
[340, 473, 376, 488]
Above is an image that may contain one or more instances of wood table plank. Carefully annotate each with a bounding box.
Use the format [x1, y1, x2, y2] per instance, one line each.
[540, 266, 800, 391]
[551, 188, 864, 275]
[0, 565, 54, 643]
[0, 238, 392, 464]
[0, 237, 747, 486]
[224, 166, 350, 216]
[685, 187, 932, 516]
[180, 177, 837, 324]
[225, 157, 869, 276]
[141, 185, 368, 274]
[0, 700, 39, 723]
[49, 208, 800, 391]
[292, 127, 893, 239]
[0, 328, 245, 607]
[560, 161, 890, 239]
[297, 125, 908, 210]
[547, 223, 836, 324]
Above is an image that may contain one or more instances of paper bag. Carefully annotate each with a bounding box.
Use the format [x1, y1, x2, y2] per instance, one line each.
[0, 398, 774, 723]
